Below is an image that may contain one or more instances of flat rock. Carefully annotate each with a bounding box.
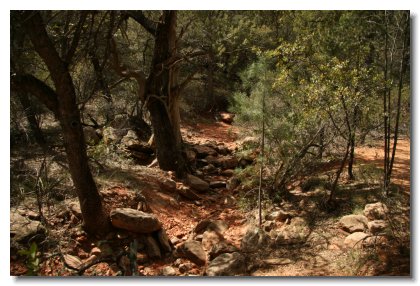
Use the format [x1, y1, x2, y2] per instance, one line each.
[219, 112, 235, 124]
[263, 258, 293, 265]
[273, 217, 310, 245]
[206, 252, 246, 276]
[368, 220, 388, 234]
[10, 212, 46, 242]
[344, 232, 369, 248]
[176, 240, 207, 266]
[63, 254, 83, 270]
[186, 174, 209, 193]
[110, 208, 162, 233]
[338, 215, 368, 233]
[364, 202, 388, 220]
[265, 210, 292, 221]
[217, 156, 238, 169]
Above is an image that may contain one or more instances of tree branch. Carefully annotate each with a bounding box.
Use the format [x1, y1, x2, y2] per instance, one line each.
[64, 11, 88, 64]
[126, 11, 157, 35]
[11, 73, 59, 114]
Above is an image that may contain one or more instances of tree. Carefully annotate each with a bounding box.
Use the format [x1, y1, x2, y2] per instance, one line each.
[11, 11, 110, 235]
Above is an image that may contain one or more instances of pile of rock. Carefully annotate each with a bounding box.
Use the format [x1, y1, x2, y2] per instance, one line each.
[339, 202, 389, 249]
[171, 219, 246, 276]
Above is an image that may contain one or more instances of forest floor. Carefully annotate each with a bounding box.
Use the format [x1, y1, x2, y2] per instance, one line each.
[10, 117, 410, 277]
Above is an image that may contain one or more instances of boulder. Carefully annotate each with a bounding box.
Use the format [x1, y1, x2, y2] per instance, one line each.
[193, 145, 218, 158]
[273, 217, 310, 245]
[368, 220, 388, 235]
[109, 114, 131, 129]
[364, 202, 388, 220]
[205, 155, 220, 166]
[241, 226, 270, 252]
[83, 126, 100, 145]
[206, 252, 246, 276]
[338, 215, 368, 233]
[344, 232, 368, 249]
[176, 240, 207, 266]
[10, 212, 45, 242]
[202, 164, 218, 175]
[221, 169, 235, 177]
[185, 149, 197, 163]
[186, 174, 209, 193]
[110, 208, 162, 233]
[202, 230, 224, 252]
[158, 178, 177, 192]
[363, 235, 389, 247]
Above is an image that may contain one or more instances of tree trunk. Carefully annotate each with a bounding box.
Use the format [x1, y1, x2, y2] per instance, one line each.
[17, 91, 46, 146]
[145, 11, 187, 178]
[347, 133, 355, 180]
[20, 11, 110, 235]
[328, 141, 351, 206]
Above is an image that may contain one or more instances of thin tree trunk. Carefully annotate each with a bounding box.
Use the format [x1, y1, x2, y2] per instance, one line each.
[383, 10, 389, 194]
[17, 91, 46, 146]
[387, 12, 410, 189]
[328, 141, 351, 205]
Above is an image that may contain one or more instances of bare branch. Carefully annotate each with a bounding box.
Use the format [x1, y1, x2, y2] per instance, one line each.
[126, 11, 158, 35]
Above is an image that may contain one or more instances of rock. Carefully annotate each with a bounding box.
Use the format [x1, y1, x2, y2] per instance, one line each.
[206, 252, 246, 276]
[216, 145, 230, 156]
[193, 145, 218, 158]
[125, 141, 154, 155]
[136, 253, 148, 263]
[162, 266, 177, 276]
[110, 208, 162, 233]
[205, 155, 220, 166]
[10, 212, 46, 242]
[273, 217, 310, 245]
[364, 202, 389, 220]
[90, 247, 102, 256]
[202, 164, 218, 174]
[186, 174, 210, 193]
[209, 181, 226, 189]
[221, 169, 235, 177]
[159, 178, 177, 192]
[217, 156, 238, 169]
[177, 186, 200, 200]
[344, 232, 368, 249]
[195, 234, 203, 242]
[219, 112, 235, 124]
[103, 127, 126, 145]
[185, 149, 197, 163]
[202, 231, 224, 252]
[265, 210, 292, 221]
[368, 220, 388, 235]
[110, 114, 131, 129]
[209, 242, 238, 260]
[63, 254, 83, 270]
[178, 263, 192, 274]
[241, 226, 270, 252]
[156, 228, 173, 253]
[83, 126, 100, 145]
[338, 215, 368, 233]
[363, 235, 389, 247]
[176, 240, 207, 266]
[194, 220, 229, 235]
[144, 235, 162, 259]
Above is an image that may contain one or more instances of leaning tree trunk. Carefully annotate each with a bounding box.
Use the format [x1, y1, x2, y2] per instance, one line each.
[145, 11, 186, 178]
[19, 11, 110, 235]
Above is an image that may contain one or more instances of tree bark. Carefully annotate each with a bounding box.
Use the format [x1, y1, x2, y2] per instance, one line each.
[18, 11, 110, 235]
[143, 11, 187, 178]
